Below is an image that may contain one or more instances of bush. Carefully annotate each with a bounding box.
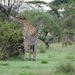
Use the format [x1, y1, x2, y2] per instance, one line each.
[0, 21, 23, 60]
[41, 59, 48, 64]
[39, 45, 46, 53]
[56, 63, 75, 74]
[40, 49, 46, 53]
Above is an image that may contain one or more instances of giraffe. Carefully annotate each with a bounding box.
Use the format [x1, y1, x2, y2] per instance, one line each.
[10, 16, 41, 61]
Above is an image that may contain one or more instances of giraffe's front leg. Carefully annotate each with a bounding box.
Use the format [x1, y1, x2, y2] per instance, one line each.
[29, 46, 32, 60]
[24, 50, 27, 61]
[33, 52, 36, 61]
[29, 50, 31, 60]
[23, 40, 27, 61]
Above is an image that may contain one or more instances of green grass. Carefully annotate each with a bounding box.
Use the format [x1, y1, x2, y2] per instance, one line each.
[0, 43, 75, 75]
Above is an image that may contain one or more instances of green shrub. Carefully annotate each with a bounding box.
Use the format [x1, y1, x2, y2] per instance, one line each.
[40, 49, 46, 53]
[56, 63, 75, 74]
[39, 45, 46, 53]
[0, 21, 23, 59]
[41, 59, 48, 64]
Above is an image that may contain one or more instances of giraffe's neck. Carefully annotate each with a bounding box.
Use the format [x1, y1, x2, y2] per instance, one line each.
[23, 21, 31, 26]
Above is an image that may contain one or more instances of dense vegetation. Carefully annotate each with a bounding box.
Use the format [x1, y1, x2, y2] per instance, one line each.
[0, 0, 75, 75]
[0, 21, 23, 60]
[0, 0, 75, 59]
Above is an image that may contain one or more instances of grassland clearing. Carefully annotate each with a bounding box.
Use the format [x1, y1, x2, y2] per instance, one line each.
[0, 43, 75, 75]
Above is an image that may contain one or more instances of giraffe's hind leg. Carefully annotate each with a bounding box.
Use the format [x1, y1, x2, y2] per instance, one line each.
[33, 45, 37, 61]
[23, 40, 28, 61]
[29, 46, 32, 60]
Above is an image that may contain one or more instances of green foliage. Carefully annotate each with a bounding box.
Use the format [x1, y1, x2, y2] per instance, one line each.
[0, 21, 22, 42]
[52, 0, 70, 6]
[64, 15, 75, 32]
[26, 1, 47, 5]
[39, 45, 46, 53]
[0, 21, 23, 60]
[0, 0, 75, 60]
[41, 59, 48, 64]
[0, 0, 23, 20]
[56, 63, 75, 74]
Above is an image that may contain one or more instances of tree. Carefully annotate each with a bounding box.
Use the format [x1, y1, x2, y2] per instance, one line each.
[51, 0, 70, 6]
[50, 0, 75, 46]
[0, 0, 24, 20]
[0, 21, 23, 60]
[48, 0, 75, 46]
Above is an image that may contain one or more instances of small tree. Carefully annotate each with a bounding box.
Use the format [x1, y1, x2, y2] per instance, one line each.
[0, 0, 24, 20]
[0, 21, 23, 60]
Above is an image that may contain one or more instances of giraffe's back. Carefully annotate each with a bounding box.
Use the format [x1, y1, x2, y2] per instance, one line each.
[23, 22, 37, 36]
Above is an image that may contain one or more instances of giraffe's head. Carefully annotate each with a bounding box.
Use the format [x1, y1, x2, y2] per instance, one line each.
[10, 16, 27, 24]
